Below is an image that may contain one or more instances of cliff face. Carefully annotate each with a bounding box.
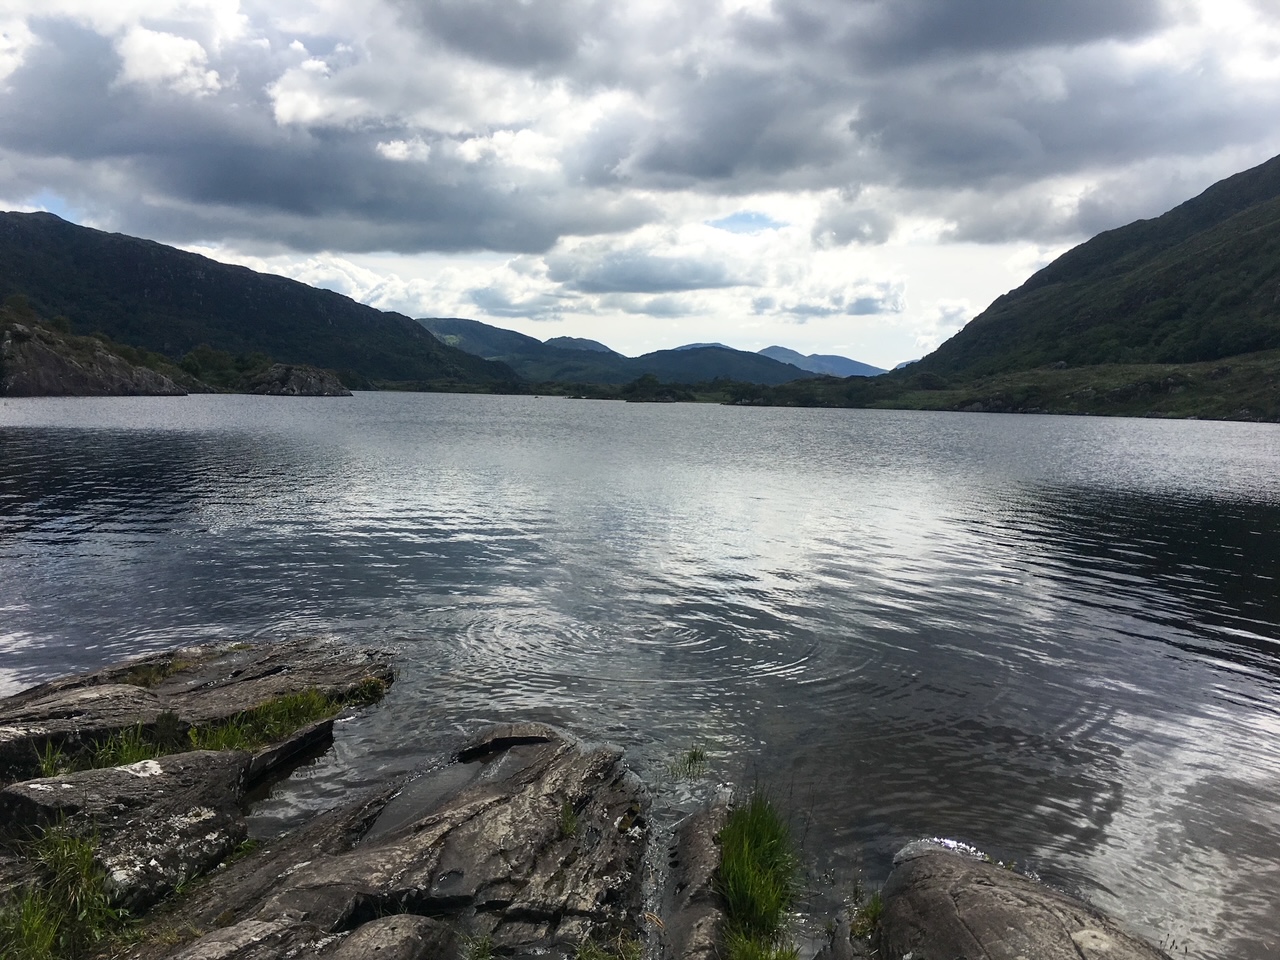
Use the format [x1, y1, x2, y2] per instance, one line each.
[0, 321, 187, 397]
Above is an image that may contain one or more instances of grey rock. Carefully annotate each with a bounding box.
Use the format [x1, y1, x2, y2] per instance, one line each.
[159, 724, 649, 959]
[325, 916, 460, 960]
[0, 683, 167, 783]
[0, 750, 250, 911]
[0, 638, 393, 785]
[659, 798, 728, 960]
[244, 363, 352, 397]
[878, 842, 1170, 960]
[0, 321, 186, 396]
[166, 918, 336, 960]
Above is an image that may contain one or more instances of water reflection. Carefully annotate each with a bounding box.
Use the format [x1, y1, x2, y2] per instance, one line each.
[1, 396, 1278, 959]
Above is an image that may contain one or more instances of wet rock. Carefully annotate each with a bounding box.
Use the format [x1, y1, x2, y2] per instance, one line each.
[659, 798, 728, 960]
[877, 841, 1170, 960]
[0, 638, 393, 785]
[150, 723, 649, 959]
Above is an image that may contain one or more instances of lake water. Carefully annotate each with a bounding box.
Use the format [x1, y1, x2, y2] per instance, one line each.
[1, 393, 1278, 959]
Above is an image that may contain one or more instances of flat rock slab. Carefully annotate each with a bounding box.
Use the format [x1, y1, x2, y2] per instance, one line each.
[878, 842, 1170, 960]
[147, 723, 649, 960]
[0, 638, 393, 784]
[0, 749, 251, 911]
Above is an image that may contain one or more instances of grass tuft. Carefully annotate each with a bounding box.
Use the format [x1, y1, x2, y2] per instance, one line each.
[668, 744, 709, 781]
[188, 688, 337, 751]
[849, 890, 883, 940]
[35, 741, 70, 779]
[462, 934, 494, 960]
[559, 800, 580, 839]
[0, 824, 129, 960]
[715, 790, 798, 960]
[723, 931, 799, 960]
[94, 724, 165, 767]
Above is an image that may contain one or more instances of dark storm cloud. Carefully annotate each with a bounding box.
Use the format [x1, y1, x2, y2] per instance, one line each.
[629, 65, 848, 185]
[2, 0, 1276, 263]
[0, 21, 653, 253]
[392, 0, 603, 69]
[825, 0, 1170, 67]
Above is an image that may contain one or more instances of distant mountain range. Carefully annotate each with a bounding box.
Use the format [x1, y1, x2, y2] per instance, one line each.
[0, 212, 514, 386]
[418, 317, 857, 385]
[419, 318, 886, 385]
[758, 345, 886, 377]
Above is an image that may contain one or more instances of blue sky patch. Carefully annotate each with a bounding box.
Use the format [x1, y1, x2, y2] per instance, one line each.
[707, 211, 786, 234]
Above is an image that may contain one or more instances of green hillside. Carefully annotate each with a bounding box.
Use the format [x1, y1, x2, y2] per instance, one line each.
[918, 153, 1280, 377]
[0, 212, 515, 386]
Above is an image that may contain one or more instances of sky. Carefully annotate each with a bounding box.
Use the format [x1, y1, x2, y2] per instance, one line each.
[1, 1, 1279, 368]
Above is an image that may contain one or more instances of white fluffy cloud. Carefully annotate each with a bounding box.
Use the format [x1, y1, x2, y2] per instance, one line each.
[2, 0, 1279, 366]
[115, 27, 222, 95]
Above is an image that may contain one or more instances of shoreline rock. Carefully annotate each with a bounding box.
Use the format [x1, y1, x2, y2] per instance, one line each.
[873, 840, 1170, 960]
[1, 320, 187, 397]
[0, 644, 1173, 960]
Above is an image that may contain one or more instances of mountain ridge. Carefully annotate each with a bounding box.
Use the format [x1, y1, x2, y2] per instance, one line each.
[0, 212, 516, 386]
[916, 152, 1280, 377]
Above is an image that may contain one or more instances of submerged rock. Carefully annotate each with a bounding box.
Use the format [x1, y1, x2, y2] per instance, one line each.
[877, 841, 1170, 960]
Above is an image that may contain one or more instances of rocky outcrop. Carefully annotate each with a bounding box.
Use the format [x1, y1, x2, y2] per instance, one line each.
[876, 841, 1170, 960]
[0, 639, 393, 785]
[1, 750, 250, 911]
[0, 321, 187, 396]
[244, 363, 352, 396]
[0, 644, 1177, 960]
[131, 722, 650, 960]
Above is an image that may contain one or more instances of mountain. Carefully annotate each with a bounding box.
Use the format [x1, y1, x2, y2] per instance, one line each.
[544, 336, 619, 355]
[0, 212, 515, 386]
[673, 341, 733, 351]
[916, 152, 1280, 378]
[419, 316, 811, 385]
[758, 345, 886, 377]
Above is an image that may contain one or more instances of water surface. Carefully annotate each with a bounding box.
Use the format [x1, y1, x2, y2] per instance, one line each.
[1, 393, 1278, 959]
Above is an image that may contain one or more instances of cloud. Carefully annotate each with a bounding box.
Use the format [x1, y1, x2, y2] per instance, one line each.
[812, 201, 895, 246]
[914, 299, 973, 351]
[1, 0, 1278, 368]
[546, 245, 751, 294]
[115, 27, 221, 96]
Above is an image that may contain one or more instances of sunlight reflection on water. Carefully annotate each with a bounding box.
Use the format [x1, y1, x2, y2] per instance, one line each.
[1, 393, 1278, 959]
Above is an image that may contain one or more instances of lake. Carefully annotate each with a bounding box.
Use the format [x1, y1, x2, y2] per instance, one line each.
[1, 392, 1278, 959]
